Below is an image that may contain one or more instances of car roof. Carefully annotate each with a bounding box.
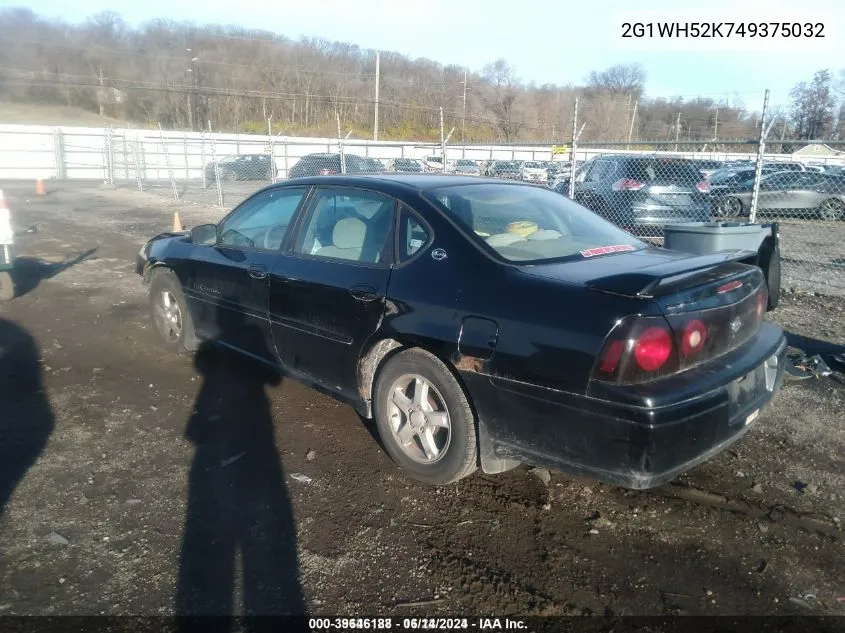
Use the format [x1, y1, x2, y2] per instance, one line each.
[274, 173, 529, 191]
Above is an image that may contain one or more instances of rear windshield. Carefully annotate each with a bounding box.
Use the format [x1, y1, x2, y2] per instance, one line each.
[627, 159, 702, 183]
[424, 183, 644, 263]
[523, 162, 542, 168]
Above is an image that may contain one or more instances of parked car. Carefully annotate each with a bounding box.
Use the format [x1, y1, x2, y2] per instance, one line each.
[520, 161, 549, 184]
[423, 156, 444, 172]
[694, 160, 726, 180]
[361, 157, 386, 173]
[764, 161, 806, 172]
[205, 154, 273, 183]
[486, 160, 521, 179]
[569, 155, 711, 232]
[710, 171, 845, 220]
[137, 174, 786, 488]
[452, 159, 481, 176]
[387, 158, 425, 173]
[287, 153, 374, 178]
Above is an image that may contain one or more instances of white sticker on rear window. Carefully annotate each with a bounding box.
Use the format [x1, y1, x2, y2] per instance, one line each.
[410, 238, 424, 248]
[580, 244, 636, 258]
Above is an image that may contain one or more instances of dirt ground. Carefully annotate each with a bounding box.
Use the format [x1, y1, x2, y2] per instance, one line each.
[0, 181, 844, 617]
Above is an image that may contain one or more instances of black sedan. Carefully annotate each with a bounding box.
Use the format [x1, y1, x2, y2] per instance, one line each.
[137, 175, 786, 488]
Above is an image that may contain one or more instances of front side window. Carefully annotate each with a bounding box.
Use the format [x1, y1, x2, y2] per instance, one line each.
[425, 183, 644, 263]
[218, 187, 308, 250]
[294, 188, 395, 264]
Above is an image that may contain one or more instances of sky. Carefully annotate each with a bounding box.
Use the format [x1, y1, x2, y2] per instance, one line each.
[8, 0, 845, 109]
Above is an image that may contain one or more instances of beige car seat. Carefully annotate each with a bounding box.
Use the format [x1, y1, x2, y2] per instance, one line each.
[315, 217, 367, 261]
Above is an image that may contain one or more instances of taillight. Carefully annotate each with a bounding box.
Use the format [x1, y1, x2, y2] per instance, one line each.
[755, 290, 767, 319]
[595, 317, 678, 384]
[612, 178, 645, 191]
[633, 327, 673, 371]
[696, 181, 712, 193]
[680, 319, 708, 358]
[594, 276, 766, 385]
[599, 340, 626, 374]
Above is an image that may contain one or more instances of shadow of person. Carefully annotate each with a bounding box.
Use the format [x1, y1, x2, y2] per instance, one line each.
[10, 247, 98, 299]
[176, 303, 306, 623]
[0, 317, 55, 519]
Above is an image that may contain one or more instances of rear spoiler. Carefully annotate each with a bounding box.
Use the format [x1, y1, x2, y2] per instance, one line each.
[586, 249, 759, 298]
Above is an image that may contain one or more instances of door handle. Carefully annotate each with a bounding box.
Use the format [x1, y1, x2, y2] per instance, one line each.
[248, 264, 268, 280]
[349, 284, 378, 302]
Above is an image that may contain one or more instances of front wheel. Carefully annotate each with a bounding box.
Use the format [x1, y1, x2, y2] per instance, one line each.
[373, 348, 477, 485]
[0, 271, 14, 301]
[818, 198, 844, 221]
[148, 269, 199, 353]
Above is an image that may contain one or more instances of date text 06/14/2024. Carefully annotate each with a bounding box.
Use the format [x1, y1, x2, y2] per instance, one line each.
[308, 618, 527, 630]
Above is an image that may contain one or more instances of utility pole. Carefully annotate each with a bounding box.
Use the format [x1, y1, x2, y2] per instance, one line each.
[98, 68, 105, 118]
[440, 106, 446, 172]
[674, 111, 682, 151]
[373, 51, 380, 141]
[749, 89, 775, 223]
[626, 99, 638, 150]
[713, 108, 719, 140]
[461, 67, 468, 144]
[568, 98, 579, 199]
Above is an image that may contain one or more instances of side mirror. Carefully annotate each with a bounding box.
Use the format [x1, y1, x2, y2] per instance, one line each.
[190, 223, 218, 245]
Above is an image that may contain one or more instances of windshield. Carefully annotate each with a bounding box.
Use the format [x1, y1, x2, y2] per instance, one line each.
[523, 162, 542, 168]
[425, 183, 644, 263]
[456, 160, 476, 167]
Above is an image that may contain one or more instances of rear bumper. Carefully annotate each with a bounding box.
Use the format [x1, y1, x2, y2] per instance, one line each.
[464, 323, 786, 489]
[630, 204, 711, 227]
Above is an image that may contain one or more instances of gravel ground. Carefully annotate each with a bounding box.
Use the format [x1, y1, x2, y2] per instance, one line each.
[0, 181, 844, 617]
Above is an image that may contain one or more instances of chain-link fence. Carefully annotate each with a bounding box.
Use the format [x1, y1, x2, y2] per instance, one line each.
[2, 123, 844, 297]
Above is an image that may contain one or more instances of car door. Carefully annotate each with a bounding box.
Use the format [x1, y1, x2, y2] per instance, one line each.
[789, 173, 827, 210]
[571, 161, 595, 203]
[760, 173, 799, 210]
[186, 186, 310, 364]
[268, 186, 396, 396]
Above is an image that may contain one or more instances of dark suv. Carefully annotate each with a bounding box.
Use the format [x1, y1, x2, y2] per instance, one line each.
[204, 154, 273, 182]
[569, 155, 711, 232]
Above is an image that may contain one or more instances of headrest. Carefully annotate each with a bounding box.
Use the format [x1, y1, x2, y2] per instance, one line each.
[333, 217, 367, 249]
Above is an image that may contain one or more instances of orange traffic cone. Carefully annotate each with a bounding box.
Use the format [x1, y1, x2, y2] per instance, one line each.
[35, 178, 46, 196]
[172, 211, 184, 232]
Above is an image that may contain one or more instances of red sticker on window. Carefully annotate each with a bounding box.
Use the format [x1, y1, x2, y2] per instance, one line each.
[580, 244, 636, 258]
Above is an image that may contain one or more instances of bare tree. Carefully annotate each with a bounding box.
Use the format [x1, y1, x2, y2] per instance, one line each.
[789, 70, 836, 140]
[480, 59, 522, 142]
[586, 63, 646, 97]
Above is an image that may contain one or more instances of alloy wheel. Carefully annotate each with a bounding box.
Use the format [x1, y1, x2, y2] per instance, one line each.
[387, 374, 452, 464]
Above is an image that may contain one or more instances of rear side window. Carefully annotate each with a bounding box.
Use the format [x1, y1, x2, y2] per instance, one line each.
[627, 159, 702, 183]
[398, 205, 431, 262]
[586, 160, 615, 182]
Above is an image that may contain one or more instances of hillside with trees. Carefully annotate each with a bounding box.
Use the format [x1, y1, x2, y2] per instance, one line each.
[0, 7, 842, 146]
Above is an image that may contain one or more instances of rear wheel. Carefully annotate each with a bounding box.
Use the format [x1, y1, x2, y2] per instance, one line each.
[818, 198, 844, 221]
[373, 348, 477, 485]
[149, 269, 199, 353]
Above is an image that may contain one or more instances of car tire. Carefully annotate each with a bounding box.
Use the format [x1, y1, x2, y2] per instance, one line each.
[0, 271, 15, 301]
[148, 269, 199, 354]
[818, 198, 844, 221]
[373, 348, 478, 486]
[725, 196, 744, 217]
[758, 239, 781, 310]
